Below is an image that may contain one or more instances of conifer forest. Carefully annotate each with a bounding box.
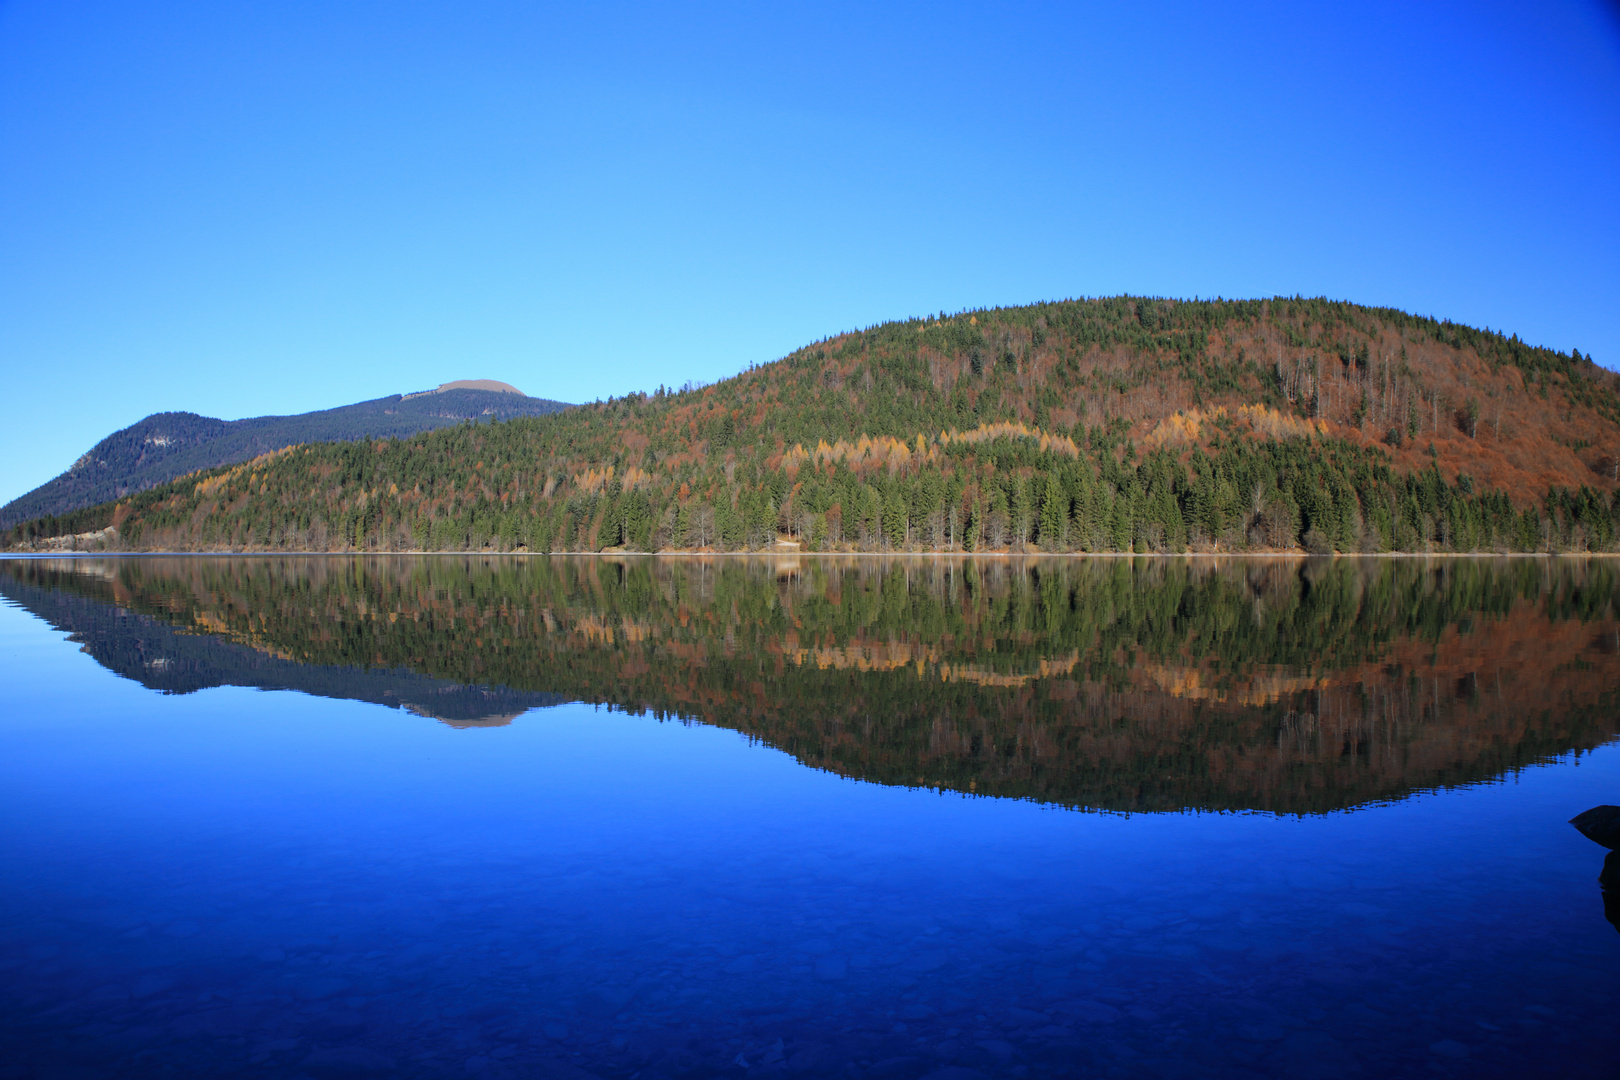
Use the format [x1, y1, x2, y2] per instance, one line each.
[9, 296, 1620, 555]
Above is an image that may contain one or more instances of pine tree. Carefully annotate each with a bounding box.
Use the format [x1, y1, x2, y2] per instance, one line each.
[1038, 472, 1066, 551]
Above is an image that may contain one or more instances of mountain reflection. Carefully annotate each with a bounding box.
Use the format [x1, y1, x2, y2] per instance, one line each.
[5, 554, 1618, 815]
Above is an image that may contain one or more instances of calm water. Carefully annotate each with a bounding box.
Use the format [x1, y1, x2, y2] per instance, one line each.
[1, 554, 1617, 1080]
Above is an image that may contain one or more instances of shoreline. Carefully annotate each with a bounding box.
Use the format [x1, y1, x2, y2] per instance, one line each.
[2, 549, 1612, 560]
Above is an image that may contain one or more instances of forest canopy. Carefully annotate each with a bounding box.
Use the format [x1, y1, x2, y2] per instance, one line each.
[8, 296, 1620, 554]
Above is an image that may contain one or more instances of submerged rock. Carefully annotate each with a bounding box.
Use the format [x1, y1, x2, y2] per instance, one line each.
[1569, 805, 1620, 849]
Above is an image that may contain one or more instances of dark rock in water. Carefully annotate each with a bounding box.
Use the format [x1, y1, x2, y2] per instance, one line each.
[1602, 851, 1620, 935]
[1572, 808, 1620, 934]
[1570, 805, 1620, 849]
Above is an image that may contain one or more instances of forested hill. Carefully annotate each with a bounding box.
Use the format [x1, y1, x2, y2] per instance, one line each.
[0, 385, 571, 528]
[9, 296, 1620, 554]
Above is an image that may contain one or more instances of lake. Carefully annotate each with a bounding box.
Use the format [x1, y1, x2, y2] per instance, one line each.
[1, 554, 1616, 1080]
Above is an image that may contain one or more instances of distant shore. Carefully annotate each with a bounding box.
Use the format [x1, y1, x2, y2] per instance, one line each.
[4, 548, 1611, 559]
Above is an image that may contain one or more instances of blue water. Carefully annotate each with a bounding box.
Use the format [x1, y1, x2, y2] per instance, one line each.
[2, 578, 1618, 1079]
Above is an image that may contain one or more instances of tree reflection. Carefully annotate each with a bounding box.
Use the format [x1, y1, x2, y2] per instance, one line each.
[5, 554, 1619, 816]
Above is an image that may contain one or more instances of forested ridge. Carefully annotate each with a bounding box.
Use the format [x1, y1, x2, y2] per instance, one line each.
[9, 296, 1620, 554]
[0, 387, 570, 528]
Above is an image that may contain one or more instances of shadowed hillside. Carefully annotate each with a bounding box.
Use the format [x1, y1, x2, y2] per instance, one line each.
[0, 385, 571, 528]
[7, 297, 1620, 553]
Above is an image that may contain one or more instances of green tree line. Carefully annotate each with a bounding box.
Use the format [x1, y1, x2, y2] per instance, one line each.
[7, 296, 1618, 554]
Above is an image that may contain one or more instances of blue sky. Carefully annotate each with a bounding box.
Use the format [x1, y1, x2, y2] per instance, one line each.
[2, 1, 1617, 506]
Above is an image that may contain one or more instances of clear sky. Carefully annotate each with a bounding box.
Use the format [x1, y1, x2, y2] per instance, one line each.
[2, 1, 1617, 506]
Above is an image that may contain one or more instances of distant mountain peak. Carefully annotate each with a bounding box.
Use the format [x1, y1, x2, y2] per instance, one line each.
[401, 379, 525, 401]
[1, 386, 568, 527]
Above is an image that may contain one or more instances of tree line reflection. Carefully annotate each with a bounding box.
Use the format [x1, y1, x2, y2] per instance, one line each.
[4, 554, 1617, 815]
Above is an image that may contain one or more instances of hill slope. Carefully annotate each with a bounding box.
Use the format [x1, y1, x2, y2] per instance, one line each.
[0, 384, 571, 527]
[8, 296, 1620, 554]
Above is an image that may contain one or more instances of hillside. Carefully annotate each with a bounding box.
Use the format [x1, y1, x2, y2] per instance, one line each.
[0, 383, 571, 527]
[7, 296, 1620, 554]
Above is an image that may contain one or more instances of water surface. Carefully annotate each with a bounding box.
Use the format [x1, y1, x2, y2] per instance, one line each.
[1, 555, 1617, 1079]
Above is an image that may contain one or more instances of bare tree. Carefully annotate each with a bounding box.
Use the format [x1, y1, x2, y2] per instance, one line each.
[690, 504, 715, 548]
